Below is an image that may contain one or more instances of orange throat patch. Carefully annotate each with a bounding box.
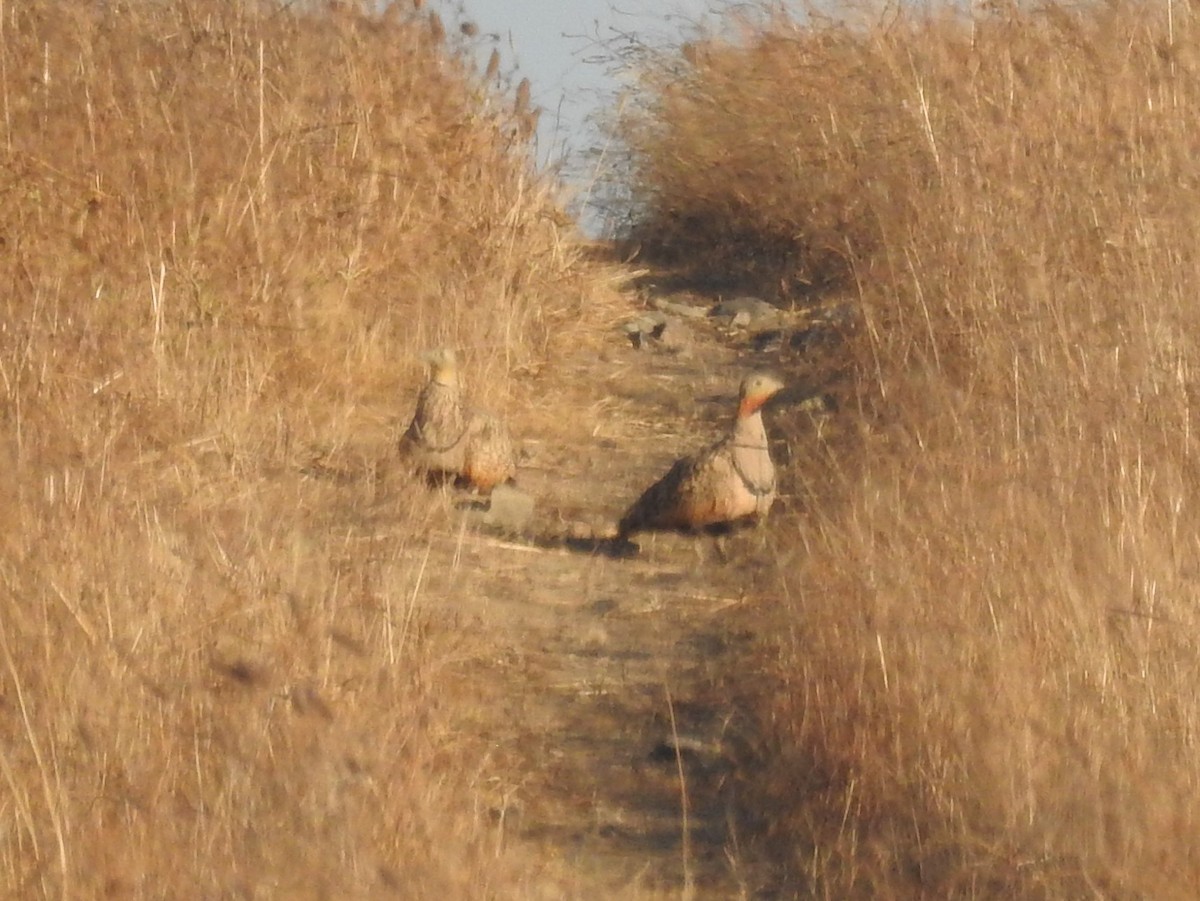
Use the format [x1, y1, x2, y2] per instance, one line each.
[738, 394, 767, 418]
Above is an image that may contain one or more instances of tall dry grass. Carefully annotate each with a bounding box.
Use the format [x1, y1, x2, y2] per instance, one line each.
[0, 1, 607, 896]
[616, 1, 1200, 896]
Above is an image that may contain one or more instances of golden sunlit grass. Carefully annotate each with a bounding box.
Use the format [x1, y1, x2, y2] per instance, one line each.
[0, 1, 619, 896]
[615, 1, 1200, 895]
[23, 0, 1200, 893]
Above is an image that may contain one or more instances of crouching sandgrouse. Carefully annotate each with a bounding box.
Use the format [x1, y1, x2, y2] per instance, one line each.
[617, 372, 784, 544]
[399, 348, 517, 493]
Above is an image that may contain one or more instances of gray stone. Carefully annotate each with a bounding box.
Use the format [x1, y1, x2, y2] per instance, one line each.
[709, 296, 782, 329]
[483, 484, 535, 532]
[622, 313, 665, 348]
[623, 313, 692, 354]
[652, 316, 693, 354]
[639, 312, 668, 330]
[650, 296, 709, 320]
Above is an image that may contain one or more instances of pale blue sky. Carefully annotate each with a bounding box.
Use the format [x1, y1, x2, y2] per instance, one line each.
[452, 0, 726, 233]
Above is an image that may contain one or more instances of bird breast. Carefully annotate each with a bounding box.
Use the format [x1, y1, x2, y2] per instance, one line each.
[411, 383, 465, 450]
[728, 412, 776, 514]
[403, 382, 468, 472]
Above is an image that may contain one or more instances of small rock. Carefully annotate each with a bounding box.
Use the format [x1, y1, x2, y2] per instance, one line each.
[710, 296, 781, 329]
[650, 296, 709, 320]
[623, 313, 692, 355]
[624, 311, 667, 333]
[483, 484, 535, 532]
[652, 316, 693, 354]
[622, 312, 665, 348]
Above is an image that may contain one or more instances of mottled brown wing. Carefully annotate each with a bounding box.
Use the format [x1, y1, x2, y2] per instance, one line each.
[401, 380, 468, 475]
[618, 440, 728, 538]
[668, 441, 758, 527]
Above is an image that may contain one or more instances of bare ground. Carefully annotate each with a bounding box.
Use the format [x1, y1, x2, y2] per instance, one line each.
[365, 286, 853, 898]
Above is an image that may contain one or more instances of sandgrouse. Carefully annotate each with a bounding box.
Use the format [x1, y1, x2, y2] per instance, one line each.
[617, 372, 784, 543]
[399, 348, 517, 493]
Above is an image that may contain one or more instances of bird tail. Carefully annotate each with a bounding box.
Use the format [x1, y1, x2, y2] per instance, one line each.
[616, 483, 662, 542]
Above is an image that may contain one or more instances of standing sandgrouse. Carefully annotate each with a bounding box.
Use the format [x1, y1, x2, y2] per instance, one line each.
[399, 348, 517, 493]
[617, 372, 784, 543]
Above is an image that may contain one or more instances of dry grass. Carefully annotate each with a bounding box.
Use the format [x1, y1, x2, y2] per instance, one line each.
[0, 1, 617, 896]
[614, 1, 1200, 896]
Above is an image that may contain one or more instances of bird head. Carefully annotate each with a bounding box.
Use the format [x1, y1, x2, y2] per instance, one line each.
[421, 348, 459, 386]
[737, 372, 785, 418]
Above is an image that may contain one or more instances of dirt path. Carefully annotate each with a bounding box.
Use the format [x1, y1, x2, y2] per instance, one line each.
[388, 289, 850, 898]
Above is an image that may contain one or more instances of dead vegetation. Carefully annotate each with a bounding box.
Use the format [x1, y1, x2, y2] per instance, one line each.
[15, 0, 1200, 895]
[612, 0, 1200, 896]
[0, 0, 621, 896]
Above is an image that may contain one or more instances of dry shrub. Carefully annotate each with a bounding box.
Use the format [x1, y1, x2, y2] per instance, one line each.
[611, 10, 935, 294]
[621, 1, 1200, 896]
[0, 0, 608, 896]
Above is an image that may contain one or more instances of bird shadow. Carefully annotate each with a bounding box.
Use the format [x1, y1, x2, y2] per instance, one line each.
[550, 521, 758, 561]
[564, 536, 641, 559]
[515, 532, 640, 559]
